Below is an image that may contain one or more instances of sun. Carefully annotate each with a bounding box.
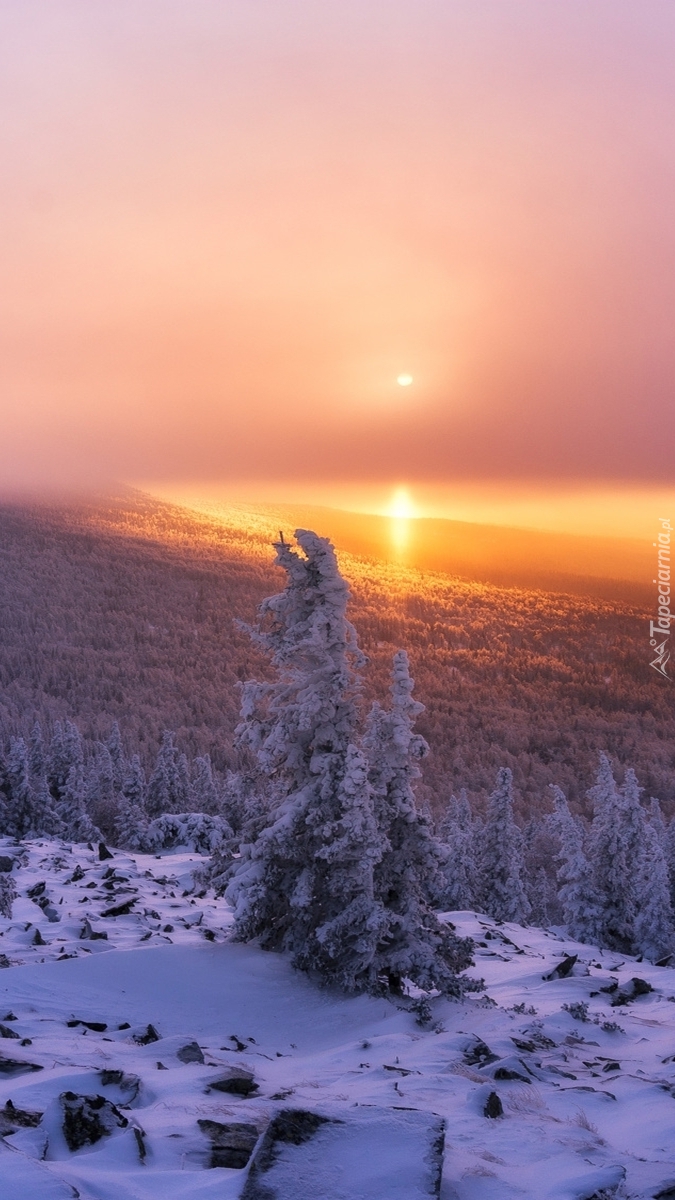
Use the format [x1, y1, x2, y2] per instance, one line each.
[389, 487, 415, 520]
[396, 373, 413, 387]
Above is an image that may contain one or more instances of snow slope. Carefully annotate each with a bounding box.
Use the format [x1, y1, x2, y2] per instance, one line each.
[2, 838, 675, 1198]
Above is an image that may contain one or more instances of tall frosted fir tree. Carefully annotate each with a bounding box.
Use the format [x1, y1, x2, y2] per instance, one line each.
[588, 756, 644, 952]
[364, 651, 474, 994]
[633, 816, 674, 963]
[226, 530, 384, 989]
[438, 791, 478, 912]
[479, 768, 530, 924]
[227, 531, 474, 994]
[549, 785, 602, 945]
[146, 731, 187, 817]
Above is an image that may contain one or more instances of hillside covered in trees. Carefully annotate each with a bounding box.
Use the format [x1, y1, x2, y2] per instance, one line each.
[0, 489, 671, 820]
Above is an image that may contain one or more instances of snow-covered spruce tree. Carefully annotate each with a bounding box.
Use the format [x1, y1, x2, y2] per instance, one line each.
[0, 871, 16, 919]
[633, 815, 675, 963]
[146, 731, 187, 817]
[363, 651, 474, 993]
[478, 768, 530, 924]
[227, 530, 475, 994]
[29, 721, 45, 785]
[3, 737, 34, 839]
[666, 816, 675, 914]
[106, 721, 126, 793]
[28, 721, 58, 835]
[86, 743, 117, 838]
[437, 791, 478, 912]
[648, 796, 668, 849]
[226, 530, 384, 989]
[192, 754, 220, 815]
[587, 757, 645, 953]
[58, 760, 98, 843]
[114, 755, 148, 850]
[549, 785, 602, 944]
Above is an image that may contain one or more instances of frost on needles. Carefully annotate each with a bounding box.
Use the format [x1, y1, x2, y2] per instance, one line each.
[225, 529, 476, 996]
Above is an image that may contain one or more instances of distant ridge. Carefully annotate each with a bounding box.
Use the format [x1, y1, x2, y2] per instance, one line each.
[167, 495, 652, 606]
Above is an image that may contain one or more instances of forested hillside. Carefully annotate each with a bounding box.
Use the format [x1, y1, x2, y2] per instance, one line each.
[0, 490, 671, 817]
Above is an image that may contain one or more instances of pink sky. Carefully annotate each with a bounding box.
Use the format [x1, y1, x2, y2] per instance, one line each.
[1, 1, 674, 498]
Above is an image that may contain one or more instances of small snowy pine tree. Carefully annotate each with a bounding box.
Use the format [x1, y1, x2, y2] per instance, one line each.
[364, 651, 474, 993]
[588, 758, 644, 952]
[192, 755, 220, 814]
[146, 731, 184, 817]
[549, 785, 602, 944]
[114, 755, 148, 849]
[437, 791, 477, 911]
[4, 737, 34, 839]
[633, 816, 675, 963]
[478, 768, 530, 924]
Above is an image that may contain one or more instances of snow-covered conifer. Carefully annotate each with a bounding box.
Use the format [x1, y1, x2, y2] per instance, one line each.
[114, 754, 148, 849]
[0, 871, 15, 919]
[192, 754, 219, 814]
[549, 785, 602, 944]
[29, 721, 45, 782]
[479, 768, 530, 924]
[27, 720, 58, 834]
[228, 535, 474, 995]
[177, 752, 193, 811]
[4, 737, 34, 838]
[227, 532, 382, 986]
[146, 731, 184, 817]
[363, 651, 474, 993]
[49, 722, 97, 842]
[107, 721, 126, 792]
[86, 743, 117, 837]
[58, 759, 98, 843]
[122, 754, 146, 810]
[633, 816, 675, 963]
[588, 758, 644, 952]
[437, 791, 477, 911]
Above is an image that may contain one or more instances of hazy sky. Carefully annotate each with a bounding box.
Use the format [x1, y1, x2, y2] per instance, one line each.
[1, 1, 675, 496]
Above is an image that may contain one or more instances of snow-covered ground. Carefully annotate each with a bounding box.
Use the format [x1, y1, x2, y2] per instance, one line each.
[1, 839, 675, 1199]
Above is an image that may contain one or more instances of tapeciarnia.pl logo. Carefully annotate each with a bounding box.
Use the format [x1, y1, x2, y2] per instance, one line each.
[650, 517, 672, 679]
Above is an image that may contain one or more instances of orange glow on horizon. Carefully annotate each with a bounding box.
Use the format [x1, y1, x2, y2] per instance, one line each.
[142, 480, 675, 544]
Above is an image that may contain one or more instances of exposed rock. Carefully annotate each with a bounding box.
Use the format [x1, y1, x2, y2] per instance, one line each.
[0, 856, 15, 873]
[0, 1023, 20, 1039]
[100, 898, 137, 918]
[198, 1118, 260, 1168]
[493, 1063, 531, 1083]
[133, 1023, 160, 1044]
[66, 1018, 108, 1032]
[544, 954, 578, 980]
[207, 1067, 258, 1096]
[69, 864, 85, 882]
[60, 1091, 128, 1151]
[98, 843, 114, 861]
[610, 977, 653, 1006]
[464, 1039, 499, 1066]
[483, 1091, 503, 1118]
[79, 919, 108, 941]
[176, 1041, 204, 1064]
[99, 1069, 141, 1102]
[0, 1055, 43, 1075]
[242, 1108, 445, 1200]
[0, 1099, 43, 1134]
